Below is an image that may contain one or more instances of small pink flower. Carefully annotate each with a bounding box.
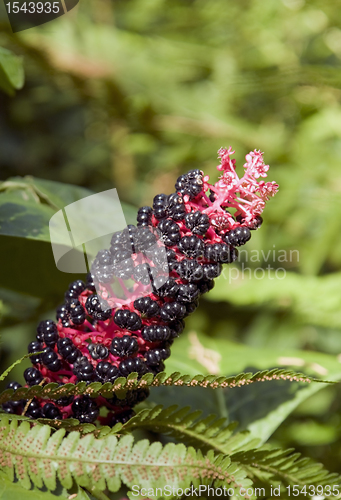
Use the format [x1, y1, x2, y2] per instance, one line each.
[244, 150, 269, 178]
[250, 199, 266, 215]
[217, 147, 236, 172]
[258, 181, 279, 200]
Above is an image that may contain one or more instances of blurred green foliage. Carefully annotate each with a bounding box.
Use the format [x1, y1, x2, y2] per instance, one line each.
[0, 46, 24, 95]
[1, 0, 341, 478]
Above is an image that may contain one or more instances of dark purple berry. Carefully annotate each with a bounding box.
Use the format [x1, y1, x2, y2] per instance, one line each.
[146, 246, 172, 273]
[88, 343, 109, 360]
[86, 272, 97, 292]
[177, 259, 204, 282]
[56, 304, 71, 328]
[184, 299, 199, 316]
[42, 402, 62, 420]
[133, 263, 152, 285]
[36, 320, 59, 346]
[224, 227, 251, 246]
[24, 367, 43, 386]
[110, 336, 139, 357]
[72, 396, 99, 423]
[85, 295, 112, 321]
[175, 169, 203, 199]
[73, 356, 95, 382]
[2, 401, 23, 414]
[150, 361, 165, 375]
[153, 193, 186, 221]
[203, 263, 222, 279]
[137, 206, 153, 226]
[153, 194, 168, 219]
[167, 193, 186, 221]
[94, 250, 113, 266]
[25, 398, 42, 419]
[145, 347, 171, 366]
[184, 211, 209, 235]
[198, 279, 215, 294]
[205, 243, 238, 263]
[209, 189, 216, 202]
[177, 283, 200, 303]
[178, 235, 204, 259]
[135, 226, 157, 252]
[141, 325, 172, 342]
[2, 382, 24, 414]
[110, 409, 135, 425]
[57, 337, 81, 364]
[96, 361, 119, 383]
[41, 347, 62, 372]
[28, 341, 43, 365]
[110, 231, 123, 248]
[152, 277, 179, 297]
[7, 381, 22, 391]
[108, 388, 150, 408]
[157, 219, 181, 247]
[110, 247, 131, 264]
[113, 257, 134, 280]
[168, 320, 185, 336]
[134, 297, 160, 318]
[92, 264, 114, 284]
[114, 309, 142, 331]
[120, 225, 137, 253]
[119, 357, 147, 377]
[55, 394, 74, 406]
[160, 302, 186, 322]
[69, 300, 86, 326]
[67, 280, 86, 299]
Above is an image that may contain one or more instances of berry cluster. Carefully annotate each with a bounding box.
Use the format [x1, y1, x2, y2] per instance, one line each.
[3, 147, 277, 426]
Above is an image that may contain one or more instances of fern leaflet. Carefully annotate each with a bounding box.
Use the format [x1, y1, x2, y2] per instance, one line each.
[0, 369, 325, 406]
[0, 416, 252, 499]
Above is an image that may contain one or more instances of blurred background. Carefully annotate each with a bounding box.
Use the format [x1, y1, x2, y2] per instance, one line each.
[1, 0, 341, 475]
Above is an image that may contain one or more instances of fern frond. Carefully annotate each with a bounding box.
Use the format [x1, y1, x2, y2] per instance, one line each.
[0, 416, 252, 499]
[121, 404, 259, 455]
[0, 412, 123, 437]
[232, 448, 341, 487]
[0, 352, 43, 383]
[0, 369, 323, 406]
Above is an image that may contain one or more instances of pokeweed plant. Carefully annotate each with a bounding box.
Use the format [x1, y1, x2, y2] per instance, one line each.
[0, 148, 339, 500]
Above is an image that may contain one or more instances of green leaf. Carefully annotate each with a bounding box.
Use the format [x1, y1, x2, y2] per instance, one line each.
[163, 332, 341, 445]
[0, 369, 319, 406]
[166, 330, 341, 379]
[0, 234, 85, 299]
[0, 176, 137, 242]
[0, 47, 24, 96]
[122, 404, 257, 455]
[0, 471, 90, 500]
[207, 270, 341, 330]
[0, 417, 252, 499]
[0, 176, 137, 297]
[231, 447, 341, 487]
[0, 190, 54, 242]
[120, 405, 341, 488]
